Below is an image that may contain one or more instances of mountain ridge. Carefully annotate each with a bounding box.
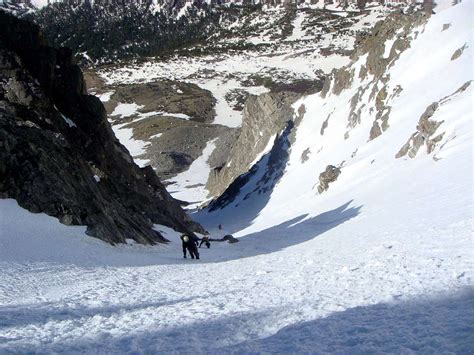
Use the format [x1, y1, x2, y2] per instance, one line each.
[0, 10, 205, 244]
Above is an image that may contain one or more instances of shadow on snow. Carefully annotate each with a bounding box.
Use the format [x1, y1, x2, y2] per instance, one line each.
[221, 288, 474, 354]
[194, 120, 295, 236]
[191, 120, 361, 263]
[2, 288, 472, 353]
[204, 200, 362, 263]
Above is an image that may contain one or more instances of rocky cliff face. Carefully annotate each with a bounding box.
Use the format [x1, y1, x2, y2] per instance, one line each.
[86, 75, 238, 182]
[206, 91, 301, 198]
[0, 11, 204, 244]
[205, 6, 433, 209]
[319, 9, 426, 145]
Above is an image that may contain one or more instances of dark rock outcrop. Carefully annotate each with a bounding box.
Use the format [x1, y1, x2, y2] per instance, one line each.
[105, 81, 217, 124]
[396, 81, 471, 160]
[451, 43, 467, 61]
[91, 79, 238, 181]
[223, 234, 239, 243]
[136, 118, 237, 181]
[395, 102, 443, 159]
[317, 165, 341, 194]
[0, 11, 204, 244]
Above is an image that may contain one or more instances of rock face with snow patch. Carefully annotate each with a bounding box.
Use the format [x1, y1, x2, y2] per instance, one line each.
[0, 12, 204, 244]
[104, 81, 217, 124]
[206, 91, 300, 198]
[321, 10, 426, 142]
[88, 78, 239, 181]
[396, 81, 472, 159]
[138, 119, 237, 181]
[208, 120, 294, 211]
[396, 102, 442, 158]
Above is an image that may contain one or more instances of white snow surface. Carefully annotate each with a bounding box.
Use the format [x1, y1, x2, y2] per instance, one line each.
[29, 0, 49, 9]
[111, 102, 143, 118]
[112, 123, 150, 168]
[1, 2, 473, 353]
[286, 11, 307, 42]
[166, 139, 218, 207]
[97, 91, 114, 103]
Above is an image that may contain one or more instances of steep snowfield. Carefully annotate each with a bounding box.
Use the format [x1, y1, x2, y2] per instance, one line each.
[209, 0, 473, 238]
[1, 2, 473, 353]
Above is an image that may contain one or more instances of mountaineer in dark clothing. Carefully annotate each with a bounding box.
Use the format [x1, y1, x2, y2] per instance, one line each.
[181, 234, 199, 259]
[199, 234, 211, 249]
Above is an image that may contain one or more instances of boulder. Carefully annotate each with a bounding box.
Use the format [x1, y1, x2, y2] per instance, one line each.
[223, 235, 239, 243]
[317, 165, 341, 194]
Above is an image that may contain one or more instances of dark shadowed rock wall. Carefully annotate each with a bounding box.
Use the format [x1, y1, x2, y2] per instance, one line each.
[0, 11, 204, 244]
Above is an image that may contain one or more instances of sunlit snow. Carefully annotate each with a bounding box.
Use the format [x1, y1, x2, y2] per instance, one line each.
[0, 2, 473, 354]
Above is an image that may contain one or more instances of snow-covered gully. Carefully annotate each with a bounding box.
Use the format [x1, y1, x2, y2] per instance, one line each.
[0, 1, 473, 354]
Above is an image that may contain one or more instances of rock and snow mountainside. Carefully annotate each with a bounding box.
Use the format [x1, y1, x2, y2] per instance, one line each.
[0, 12, 204, 244]
[25, 1, 220, 64]
[94, 3, 394, 203]
[0, 1, 473, 353]
[204, 0, 474, 237]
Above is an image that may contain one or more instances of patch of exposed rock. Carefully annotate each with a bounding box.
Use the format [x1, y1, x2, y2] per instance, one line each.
[129, 116, 238, 180]
[321, 10, 426, 141]
[208, 121, 294, 211]
[0, 12, 204, 244]
[396, 81, 471, 159]
[206, 91, 300, 198]
[301, 148, 311, 163]
[83, 74, 238, 181]
[317, 165, 341, 194]
[451, 43, 467, 61]
[353, 12, 423, 79]
[396, 102, 443, 159]
[222, 234, 239, 243]
[105, 81, 216, 124]
[395, 102, 443, 158]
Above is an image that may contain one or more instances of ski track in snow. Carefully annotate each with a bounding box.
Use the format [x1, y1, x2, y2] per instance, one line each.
[1, 2, 474, 354]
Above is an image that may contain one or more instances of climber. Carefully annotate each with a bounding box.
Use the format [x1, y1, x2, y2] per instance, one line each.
[199, 233, 211, 249]
[181, 234, 200, 260]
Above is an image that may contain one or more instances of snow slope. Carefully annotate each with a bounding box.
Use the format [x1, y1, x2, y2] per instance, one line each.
[1, 2, 473, 353]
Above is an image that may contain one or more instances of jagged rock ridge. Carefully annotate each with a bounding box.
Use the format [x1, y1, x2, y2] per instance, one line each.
[0, 11, 204, 244]
[3, 0, 424, 64]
